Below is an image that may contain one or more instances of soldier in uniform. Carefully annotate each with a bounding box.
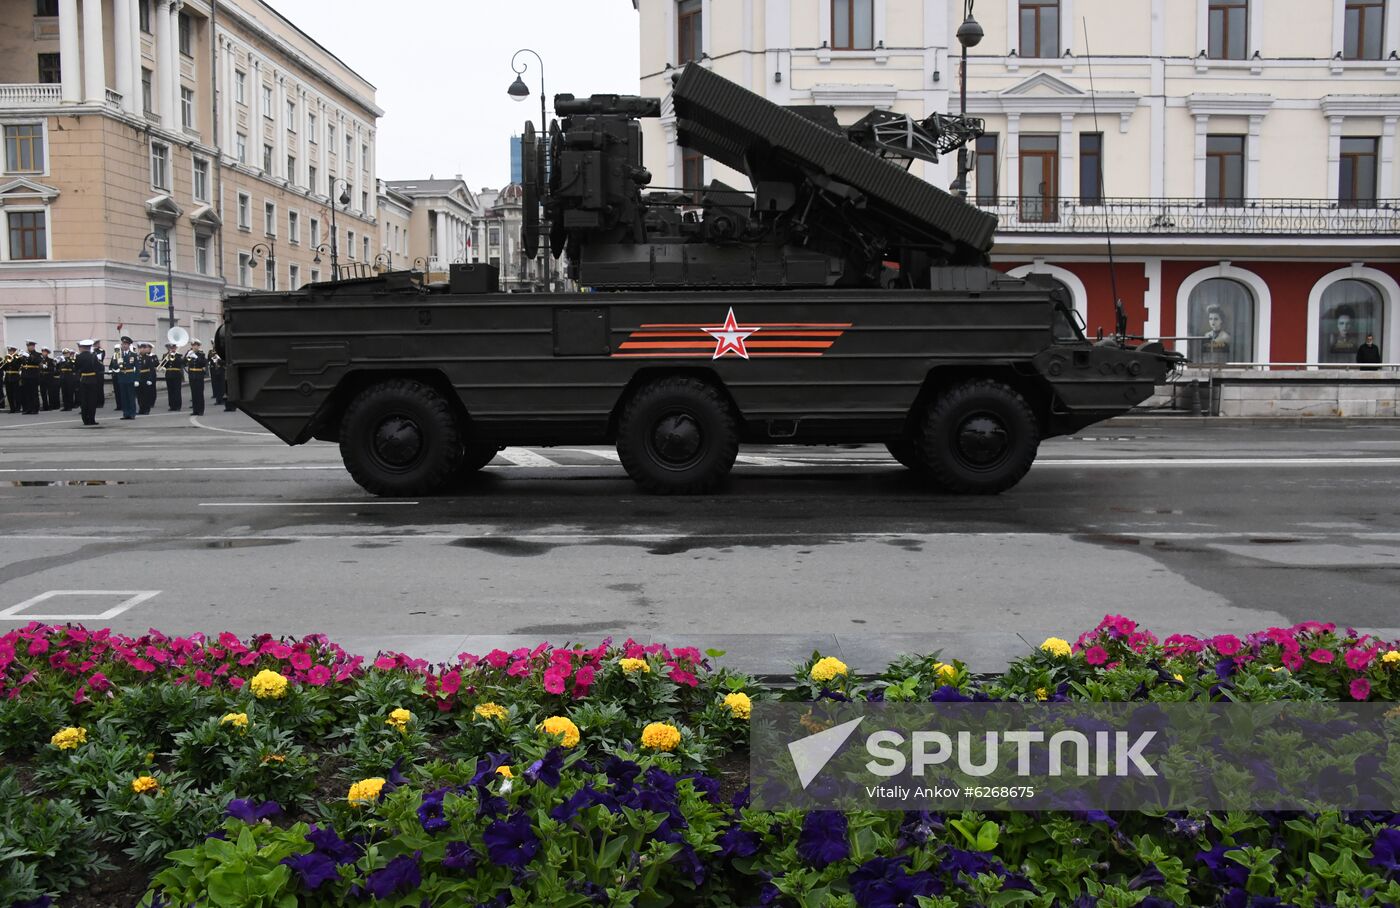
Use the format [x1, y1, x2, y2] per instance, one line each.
[19, 340, 43, 414]
[112, 335, 139, 420]
[136, 342, 160, 414]
[209, 350, 226, 406]
[1, 344, 17, 412]
[186, 339, 208, 416]
[58, 348, 78, 411]
[39, 347, 59, 410]
[160, 342, 184, 411]
[75, 339, 103, 426]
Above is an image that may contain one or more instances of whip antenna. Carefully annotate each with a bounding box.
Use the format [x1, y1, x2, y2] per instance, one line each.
[1083, 19, 1127, 342]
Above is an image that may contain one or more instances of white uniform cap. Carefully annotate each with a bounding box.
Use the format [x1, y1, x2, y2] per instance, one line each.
[190, 338, 202, 345]
[79, 339, 95, 346]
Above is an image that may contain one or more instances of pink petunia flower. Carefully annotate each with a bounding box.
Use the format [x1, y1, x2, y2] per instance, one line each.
[1210, 635, 1242, 657]
[1083, 646, 1109, 666]
[373, 655, 397, 671]
[1308, 649, 1336, 665]
[485, 649, 510, 669]
[289, 652, 313, 672]
[668, 667, 698, 687]
[573, 665, 596, 694]
[1281, 651, 1303, 671]
[1344, 648, 1374, 671]
[543, 668, 568, 695]
[88, 672, 110, 692]
[306, 665, 332, 686]
[506, 659, 531, 678]
[1350, 678, 1372, 701]
[438, 671, 462, 696]
[229, 676, 246, 688]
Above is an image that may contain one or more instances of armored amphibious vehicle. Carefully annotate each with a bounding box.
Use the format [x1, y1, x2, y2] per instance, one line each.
[220, 64, 1179, 497]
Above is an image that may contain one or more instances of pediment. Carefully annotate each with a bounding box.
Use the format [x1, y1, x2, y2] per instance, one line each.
[189, 204, 221, 228]
[1003, 72, 1085, 98]
[0, 177, 60, 201]
[145, 194, 184, 222]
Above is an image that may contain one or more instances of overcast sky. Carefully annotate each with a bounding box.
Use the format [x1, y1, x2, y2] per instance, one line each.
[267, 0, 642, 190]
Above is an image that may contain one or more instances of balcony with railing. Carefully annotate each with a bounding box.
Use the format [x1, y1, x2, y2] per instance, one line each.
[0, 84, 62, 107]
[975, 196, 1399, 236]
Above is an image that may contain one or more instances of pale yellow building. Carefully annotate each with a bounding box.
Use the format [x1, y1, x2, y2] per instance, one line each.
[0, 0, 381, 349]
[635, 0, 1400, 365]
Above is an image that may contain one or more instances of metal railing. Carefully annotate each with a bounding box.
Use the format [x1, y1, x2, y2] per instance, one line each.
[976, 196, 1398, 235]
[0, 83, 61, 106]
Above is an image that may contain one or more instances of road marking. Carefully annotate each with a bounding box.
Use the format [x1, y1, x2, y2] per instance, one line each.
[0, 466, 343, 473]
[9, 531, 1400, 544]
[496, 447, 561, 468]
[558, 447, 622, 462]
[190, 415, 270, 436]
[197, 501, 419, 507]
[1034, 457, 1400, 467]
[736, 454, 808, 466]
[0, 589, 160, 621]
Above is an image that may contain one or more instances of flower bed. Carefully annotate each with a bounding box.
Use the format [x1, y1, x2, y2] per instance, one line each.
[2, 617, 1400, 907]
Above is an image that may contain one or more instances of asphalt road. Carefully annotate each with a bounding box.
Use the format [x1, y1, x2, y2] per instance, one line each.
[2, 406, 1398, 672]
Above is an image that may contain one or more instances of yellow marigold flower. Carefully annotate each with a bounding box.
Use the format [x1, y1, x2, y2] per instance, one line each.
[1383, 651, 1400, 665]
[1034, 688, 1048, 701]
[641, 722, 682, 752]
[261, 753, 286, 764]
[385, 708, 412, 732]
[221, 712, 249, 729]
[50, 727, 87, 750]
[538, 715, 581, 748]
[798, 712, 831, 734]
[474, 702, 508, 721]
[249, 669, 289, 700]
[723, 692, 752, 720]
[933, 662, 957, 682]
[810, 656, 849, 683]
[496, 765, 513, 779]
[347, 777, 386, 807]
[1172, 673, 1184, 682]
[620, 658, 651, 674]
[1041, 637, 1072, 658]
[131, 775, 161, 796]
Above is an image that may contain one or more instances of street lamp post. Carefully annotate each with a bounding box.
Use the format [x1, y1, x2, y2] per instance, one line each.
[953, 1, 983, 200]
[247, 241, 276, 290]
[508, 48, 551, 292]
[138, 231, 175, 334]
[326, 177, 352, 279]
[373, 252, 392, 273]
[311, 243, 332, 281]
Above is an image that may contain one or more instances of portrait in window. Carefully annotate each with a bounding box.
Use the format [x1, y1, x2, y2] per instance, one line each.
[1318, 280, 1384, 364]
[1189, 278, 1255, 364]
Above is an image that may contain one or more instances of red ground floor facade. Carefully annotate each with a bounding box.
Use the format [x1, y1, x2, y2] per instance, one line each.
[993, 255, 1400, 367]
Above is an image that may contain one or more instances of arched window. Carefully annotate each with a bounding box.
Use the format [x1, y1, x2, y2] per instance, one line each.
[1318, 279, 1384, 364]
[1188, 278, 1254, 364]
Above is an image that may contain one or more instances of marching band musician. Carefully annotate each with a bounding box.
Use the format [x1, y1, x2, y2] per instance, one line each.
[160, 342, 184, 411]
[2, 345, 18, 412]
[186, 339, 208, 416]
[39, 346, 58, 411]
[136, 342, 159, 415]
[58, 348, 78, 411]
[112, 335, 139, 420]
[75, 339, 103, 426]
[19, 340, 42, 415]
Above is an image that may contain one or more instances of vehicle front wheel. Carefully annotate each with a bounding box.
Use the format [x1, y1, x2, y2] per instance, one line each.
[885, 439, 929, 474]
[616, 376, 739, 494]
[339, 379, 463, 496]
[917, 379, 1039, 494]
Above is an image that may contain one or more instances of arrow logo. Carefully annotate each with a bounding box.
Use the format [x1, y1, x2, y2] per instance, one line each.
[788, 716, 865, 789]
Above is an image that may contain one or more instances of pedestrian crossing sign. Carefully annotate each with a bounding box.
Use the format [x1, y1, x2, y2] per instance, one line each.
[146, 282, 169, 306]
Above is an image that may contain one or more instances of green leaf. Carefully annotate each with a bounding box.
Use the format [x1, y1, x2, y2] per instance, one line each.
[705, 649, 727, 659]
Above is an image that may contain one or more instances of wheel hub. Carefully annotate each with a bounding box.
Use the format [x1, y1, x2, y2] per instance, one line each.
[955, 414, 1009, 467]
[373, 416, 423, 468]
[651, 413, 702, 466]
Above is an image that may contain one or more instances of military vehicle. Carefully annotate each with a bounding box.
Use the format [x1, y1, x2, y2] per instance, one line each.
[219, 64, 1179, 497]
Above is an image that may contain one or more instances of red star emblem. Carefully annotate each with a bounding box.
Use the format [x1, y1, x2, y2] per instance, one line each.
[702, 307, 761, 359]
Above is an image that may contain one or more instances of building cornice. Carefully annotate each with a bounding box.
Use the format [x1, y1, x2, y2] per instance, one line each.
[0, 177, 61, 203]
[1184, 93, 1275, 118]
[967, 73, 1139, 131]
[215, 11, 382, 119]
[1319, 94, 1400, 118]
[807, 83, 899, 109]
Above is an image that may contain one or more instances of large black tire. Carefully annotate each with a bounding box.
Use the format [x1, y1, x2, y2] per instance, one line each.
[616, 376, 740, 494]
[339, 379, 463, 496]
[461, 442, 502, 472]
[885, 439, 929, 474]
[917, 379, 1039, 494]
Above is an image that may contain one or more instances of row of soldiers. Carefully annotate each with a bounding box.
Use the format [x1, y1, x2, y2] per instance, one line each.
[2, 337, 230, 424]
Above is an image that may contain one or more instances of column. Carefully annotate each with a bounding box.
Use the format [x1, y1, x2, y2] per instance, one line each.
[436, 210, 449, 265]
[318, 101, 328, 194]
[1380, 117, 1397, 200]
[1326, 117, 1343, 203]
[1193, 114, 1208, 198]
[1058, 112, 1076, 203]
[1245, 115, 1263, 200]
[127, 0, 142, 114]
[167, 1, 182, 127]
[154, 0, 173, 122]
[113, 0, 133, 111]
[299, 89, 309, 190]
[82, 0, 107, 102]
[58, 0, 81, 103]
[222, 39, 235, 156]
[1005, 113, 1021, 200]
[274, 73, 286, 180]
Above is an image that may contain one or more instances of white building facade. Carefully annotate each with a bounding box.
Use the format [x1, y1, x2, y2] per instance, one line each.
[636, 0, 1399, 366]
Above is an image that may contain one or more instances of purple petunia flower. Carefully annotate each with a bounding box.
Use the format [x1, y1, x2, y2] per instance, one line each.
[364, 852, 421, 900]
[282, 851, 341, 891]
[226, 798, 282, 824]
[718, 824, 760, 859]
[468, 752, 511, 789]
[442, 840, 479, 873]
[797, 810, 849, 868]
[673, 844, 706, 886]
[1370, 827, 1400, 877]
[1128, 862, 1166, 890]
[682, 772, 721, 804]
[603, 755, 640, 791]
[849, 855, 941, 908]
[417, 787, 451, 834]
[1197, 843, 1249, 887]
[483, 812, 540, 869]
[929, 685, 971, 702]
[550, 785, 612, 822]
[525, 747, 564, 788]
[306, 824, 359, 865]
